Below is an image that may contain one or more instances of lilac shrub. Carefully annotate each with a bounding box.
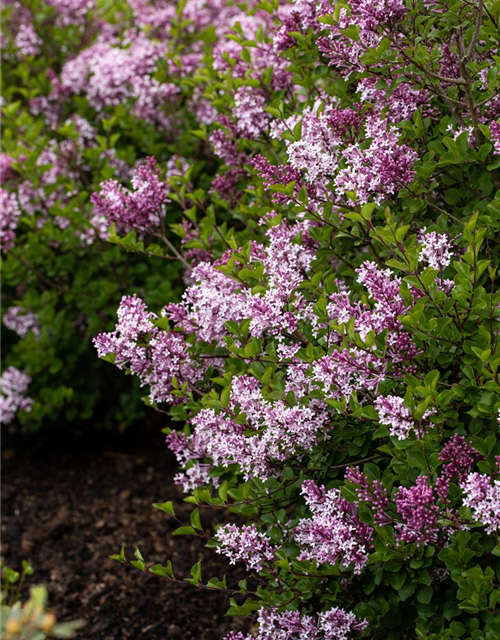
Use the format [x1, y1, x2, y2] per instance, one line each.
[97, 0, 500, 633]
[4, 0, 500, 635]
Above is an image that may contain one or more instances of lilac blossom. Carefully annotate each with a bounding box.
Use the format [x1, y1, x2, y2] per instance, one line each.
[394, 476, 440, 545]
[317, 0, 406, 75]
[419, 231, 453, 270]
[181, 378, 329, 482]
[374, 395, 416, 440]
[14, 23, 42, 56]
[345, 467, 392, 525]
[313, 348, 386, 400]
[0, 154, 18, 184]
[0, 367, 33, 424]
[317, 607, 369, 640]
[252, 154, 303, 205]
[90, 157, 167, 234]
[491, 121, 500, 155]
[357, 77, 432, 122]
[233, 87, 270, 139]
[355, 261, 419, 366]
[60, 33, 176, 126]
[439, 434, 477, 482]
[293, 480, 373, 574]
[167, 221, 317, 345]
[173, 462, 212, 493]
[215, 524, 275, 572]
[45, 0, 94, 25]
[335, 115, 417, 204]
[166, 262, 248, 344]
[1, 189, 22, 252]
[3, 307, 40, 338]
[461, 472, 500, 534]
[227, 605, 368, 640]
[93, 295, 201, 404]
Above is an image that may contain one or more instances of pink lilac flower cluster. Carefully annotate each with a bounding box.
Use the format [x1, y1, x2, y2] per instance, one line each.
[335, 114, 418, 204]
[317, 0, 406, 74]
[419, 231, 453, 270]
[166, 262, 248, 344]
[212, 8, 292, 92]
[169, 374, 329, 483]
[0, 153, 18, 184]
[357, 77, 432, 122]
[271, 102, 406, 210]
[14, 23, 42, 57]
[215, 524, 275, 572]
[232, 87, 270, 139]
[439, 434, 477, 482]
[0, 366, 33, 424]
[394, 476, 441, 545]
[355, 261, 419, 364]
[345, 467, 392, 525]
[224, 605, 368, 640]
[167, 220, 317, 345]
[93, 294, 201, 404]
[491, 121, 500, 155]
[90, 157, 167, 235]
[1, 189, 22, 252]
[316, 261, 418, 400]
[61, 32, 178, 127]
[293, 480, 373, 574]
[252, 154, 303, 205]
[3, 307, 40, 338]
[313, 347, 386, 400]
[45, 0, 95, 26]
[461, 472, 500, 534]
[374, 395, 426, 440]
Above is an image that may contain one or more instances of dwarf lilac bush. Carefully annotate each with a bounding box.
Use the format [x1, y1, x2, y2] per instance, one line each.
[3, 0, 500, 635]
[92, 0, 500, 636]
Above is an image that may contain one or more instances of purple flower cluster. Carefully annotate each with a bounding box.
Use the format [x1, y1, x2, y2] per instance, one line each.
[461, 472, 500, 534]
[45, 0, 95, 26]
[439, 434, 477, 482]
[318, 0, 406, 74]
[232, 87, 270, 140]
[215, 524, 275, 572]
[394, 476, 441, 545]
[93, 294, 201, 404]
[336, 115, 417, 204]
[419, 231, 453, 270]
[293, 480, 372, 574]
[0, 366, 33, 424]
[313, 348, 385, 401]
[491, 121, 500, 155]
[166, 262, 247, 344]
[61, 32, 178, 127]
[1, 189, 22, 252]
[168, 374, 329, 484]
[3, 307, 40, 339]
[14, 23, 42, 57]
[91, 157, 167, 235]
[375, 395, 420, 440]
[167, 220, 317, 345]
[345, 467, 392, 526]
[224, 605, 368, 640]
[0, 153, 17, 184]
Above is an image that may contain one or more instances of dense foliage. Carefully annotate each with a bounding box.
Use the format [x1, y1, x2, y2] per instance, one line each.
[1, 0, 188, 429]
[4, 0, 500, 637]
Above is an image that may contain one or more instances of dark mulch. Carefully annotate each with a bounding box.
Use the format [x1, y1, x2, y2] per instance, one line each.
[1, 425, 250, 640]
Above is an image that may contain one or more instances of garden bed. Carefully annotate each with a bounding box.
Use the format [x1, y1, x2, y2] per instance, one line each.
[1, 425, 248, 640]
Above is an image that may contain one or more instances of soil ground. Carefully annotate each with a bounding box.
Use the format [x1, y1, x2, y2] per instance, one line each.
[1, 424, 250, 640]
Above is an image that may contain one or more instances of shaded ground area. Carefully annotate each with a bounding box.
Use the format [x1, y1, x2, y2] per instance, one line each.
[1, 425, 250, 640]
